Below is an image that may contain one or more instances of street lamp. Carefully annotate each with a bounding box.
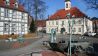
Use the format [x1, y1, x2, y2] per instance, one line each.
[67, 13, 75, 56]
[67, 13, 71, 56]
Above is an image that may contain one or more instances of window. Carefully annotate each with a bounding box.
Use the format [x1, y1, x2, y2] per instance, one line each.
[21, 24, 25, 32]
[73, 28, 76, 32]
[52, 21, 54, 25]
[8, 10, 12, 18]
[1, 17, 4, 20]
[22, 13, 24, 19]
[1, 8, 4, 13]
[66, 3, 68, 8]
[4, 9, 9, 18]
[12, 11, 16, 19]
[1, 13, 4, 16]
[78, 28, 81, 32]
[9, 10, 12, 14]
[11, 24, 16, 32]
[78, 20, 82, 24]
[5, 0, 10, 5]
[56, 21, 58, 25]
[62, 21, 64, 26]
[4, 23, 9, 32]
[49, 21, 50, 25]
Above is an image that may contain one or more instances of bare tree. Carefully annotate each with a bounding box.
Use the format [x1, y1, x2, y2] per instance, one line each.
[83, 0, 98, 9]
[19, 0, 47, 20]
[18, 0, 47, 33]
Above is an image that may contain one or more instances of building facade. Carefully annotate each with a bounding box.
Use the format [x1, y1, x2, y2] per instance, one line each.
[92, 18, 98, 33]
[0, 0, 28, 35]
[36, 20, 46, 32]
[46, 0, 93, 34]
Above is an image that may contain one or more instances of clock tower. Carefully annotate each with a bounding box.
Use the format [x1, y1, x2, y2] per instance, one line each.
[65, 0, 71, 10]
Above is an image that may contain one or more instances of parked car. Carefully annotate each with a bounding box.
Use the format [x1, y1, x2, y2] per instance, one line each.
[83, 32, 96, 37]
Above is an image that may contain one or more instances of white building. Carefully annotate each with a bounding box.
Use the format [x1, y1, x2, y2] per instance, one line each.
[0, 0, 28, 35]
[46, 0, 93, 34]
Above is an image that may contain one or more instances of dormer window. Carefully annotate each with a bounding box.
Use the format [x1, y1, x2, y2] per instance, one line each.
[5, 0, 10, 6]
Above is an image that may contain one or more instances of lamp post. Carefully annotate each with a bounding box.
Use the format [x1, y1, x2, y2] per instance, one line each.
[67, 13, 71, 56]
[72, 15, 75, 34]
[67, 13, 75, 56]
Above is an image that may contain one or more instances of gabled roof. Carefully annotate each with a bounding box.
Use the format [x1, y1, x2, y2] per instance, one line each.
[0, 0, 25, 12]
[49, 7, 86, 20]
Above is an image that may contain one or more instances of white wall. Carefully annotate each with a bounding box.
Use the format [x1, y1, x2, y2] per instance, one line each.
[0, 7, 28, 35]
[46, 18, 93, 34]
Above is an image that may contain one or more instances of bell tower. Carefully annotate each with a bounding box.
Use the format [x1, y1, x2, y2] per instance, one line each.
[65, 0, 71, 10]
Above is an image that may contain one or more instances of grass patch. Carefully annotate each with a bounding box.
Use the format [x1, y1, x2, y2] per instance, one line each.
[0, 33, 36, 40]
[24, 33, 36, 39]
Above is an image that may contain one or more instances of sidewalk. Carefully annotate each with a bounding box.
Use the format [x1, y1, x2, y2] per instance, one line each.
[0, 36, 48, 56]
[0, 37, 39, 51]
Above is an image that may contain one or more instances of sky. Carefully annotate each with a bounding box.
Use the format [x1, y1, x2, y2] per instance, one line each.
[43, 0, 98, 18]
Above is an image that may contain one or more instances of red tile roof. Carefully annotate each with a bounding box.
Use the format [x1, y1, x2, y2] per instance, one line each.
[36, 20, 46, 27]
[49, 7, 86, 20]
[0, 0, 25, 12]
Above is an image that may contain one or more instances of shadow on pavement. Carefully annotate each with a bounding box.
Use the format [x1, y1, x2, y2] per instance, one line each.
[93, 43, 98, 56]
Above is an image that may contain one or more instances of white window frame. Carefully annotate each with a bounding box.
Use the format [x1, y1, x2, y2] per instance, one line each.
[4, 9, 9, 18]
[1, 8, 4, 12]
[78, 28, 81, 32]
[56, 21, 58, 25]
[4, 23, 9, 32]
[21, 24, 25, 32]
[12, 10, 17, 19]
[73, 28, 76, 32]
[11, 23, 16, 32]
